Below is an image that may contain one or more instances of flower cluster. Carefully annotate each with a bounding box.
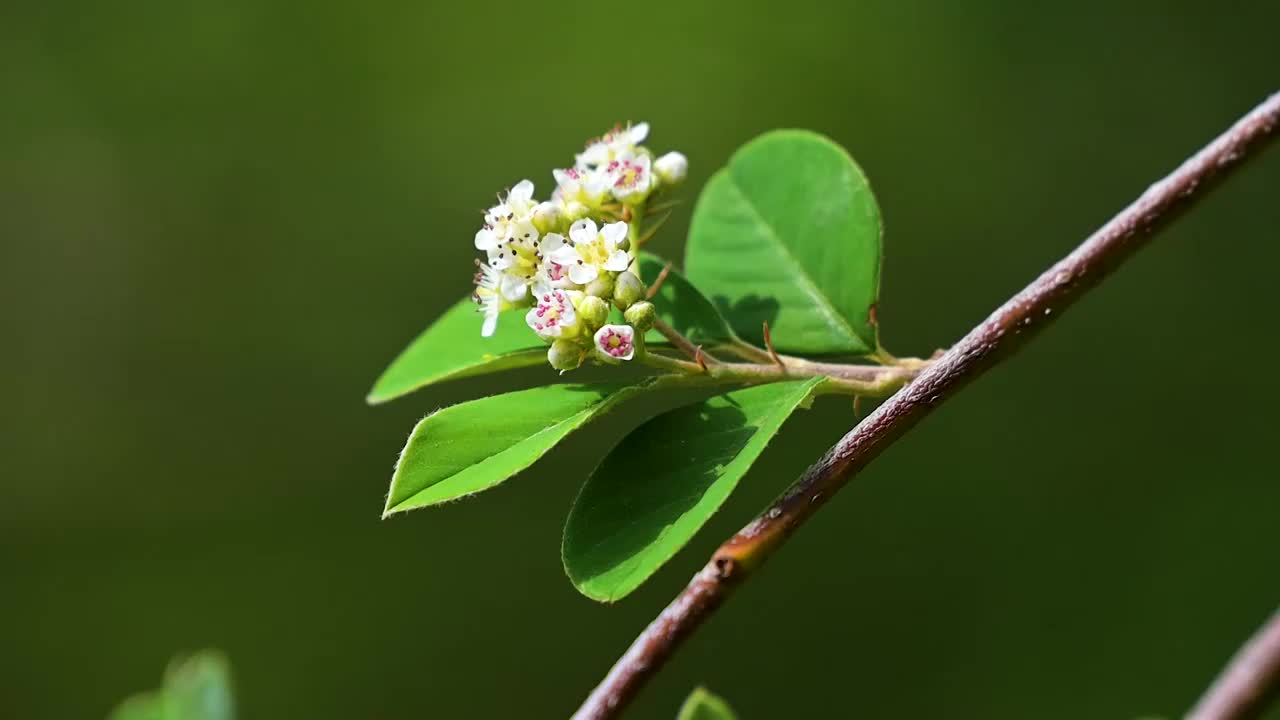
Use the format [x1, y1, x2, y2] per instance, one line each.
[470, 123, 687, 371]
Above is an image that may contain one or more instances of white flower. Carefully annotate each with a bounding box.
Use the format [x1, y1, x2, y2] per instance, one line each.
[535, 233, 577, 291]
[654, 151, 688, 185]
[593, 324, 636, 362]
[525, 288, 579, 339]
[549, 219, 631, 285]
[551, 166, 610, 210]
[577, 123, 649, 169]
[473, 261, 505, 337]
[474, 179, 538, 253]
[607, 155, 653, 201]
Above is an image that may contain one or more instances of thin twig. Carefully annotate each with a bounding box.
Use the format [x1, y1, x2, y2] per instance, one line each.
[637, 211, 673, 246]
[762, 321, 785, 367]
[652, 318, 719, 364]
[571, 92, 1280, 720]
[1189, 609, 1280, 720]
[646, 263, 673, 300]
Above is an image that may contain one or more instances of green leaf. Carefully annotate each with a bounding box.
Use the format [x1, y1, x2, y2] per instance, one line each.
[677, 687, 739, 720]
[685, 129, 883, 355]
[110, 696, 164, 720]
[367, 298, 546, 405]
[110, 651, 234, 720]
[385, 382, 651, 516]
[563, 378, 824, 601]
[162, 652, 235, 720]
[636, 253, 736, 346]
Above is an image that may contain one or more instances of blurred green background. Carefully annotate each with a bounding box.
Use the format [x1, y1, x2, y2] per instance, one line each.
[3, 1, 1278, 717]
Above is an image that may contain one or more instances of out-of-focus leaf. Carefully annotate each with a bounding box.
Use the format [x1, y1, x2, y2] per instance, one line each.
[677, 687, 739, 720]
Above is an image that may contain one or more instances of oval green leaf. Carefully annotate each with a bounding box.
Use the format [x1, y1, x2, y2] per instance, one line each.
[685, 130, 883, 355]
[111, 651, 234, 720]
[562, 377, 824, 601]
[367, 298, 546, 405]
[637, 252, 736, 346]
[385, 382, 651, 516]
[162, 652, 235, 720]
[677, 687, 739, 720]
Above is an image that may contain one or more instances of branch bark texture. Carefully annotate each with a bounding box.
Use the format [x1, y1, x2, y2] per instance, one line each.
[572, 92, 1280, 720]
[1190, 609, 1280, 720]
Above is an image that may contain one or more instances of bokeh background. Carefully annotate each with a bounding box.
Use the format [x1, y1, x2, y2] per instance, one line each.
[3, 1, 1278, 718]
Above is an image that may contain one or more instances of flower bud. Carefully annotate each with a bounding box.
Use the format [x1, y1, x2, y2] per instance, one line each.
[654, 152, 688, 186]
[577, 294, 610, 330]
[612, 271, 646, 310]
[586, 272, 614, 298]
[561, 200, 591, 223]
[547, 339, 584, 372]
[623, 301, 656, 332]
[531, 201, 564, 235]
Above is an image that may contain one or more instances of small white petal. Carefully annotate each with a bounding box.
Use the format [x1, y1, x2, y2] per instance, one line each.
[604, 249, 631, 272]
[481, 312, 498, 337]
[627, 122, 649, 144]
[474, 228, 499, 251]
[570, 218, 597, 245]
[549, 245, 580, 265]
[583, 173, 609, 198]
[579, 143, 608, 167]
[568, 263, 597, 285]
[510, 179, 534, 204]
[541, 233, 566, 254]
[500, 273, 528, 302]
[602, 221, 629, 246]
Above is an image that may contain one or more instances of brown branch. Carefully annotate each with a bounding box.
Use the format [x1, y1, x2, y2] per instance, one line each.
[571, 92, 1280, 720]
[652, 317, 719, 364]
[645, 263, 672, 300]
[1189, 609, 1280, 720]
[761, 321, 785, 367]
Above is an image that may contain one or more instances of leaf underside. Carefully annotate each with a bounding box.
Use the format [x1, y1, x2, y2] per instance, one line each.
[562, 377, 824, 602]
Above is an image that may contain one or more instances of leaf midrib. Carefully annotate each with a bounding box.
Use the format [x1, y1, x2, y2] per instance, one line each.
[585, 379, 821, 600]
[722, 170, 858, 341]
[391, 385, 643, 512]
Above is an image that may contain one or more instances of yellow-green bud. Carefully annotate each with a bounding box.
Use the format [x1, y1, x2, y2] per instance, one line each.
[623, 301, 656, 332]
[547, 339, 584, 372]
[585, 274, 614, 299]
[562, 200, 590, 223]
[612, 271, 646, 310]
[577, 295, 610, 330]
[531, 201, 564, 235]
